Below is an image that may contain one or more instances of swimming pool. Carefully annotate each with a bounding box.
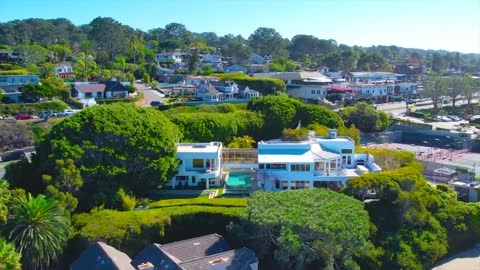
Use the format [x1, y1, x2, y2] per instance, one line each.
[226, 172, 252, 190]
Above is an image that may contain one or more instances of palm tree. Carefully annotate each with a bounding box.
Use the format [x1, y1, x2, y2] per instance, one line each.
[2, 193, 71, 270]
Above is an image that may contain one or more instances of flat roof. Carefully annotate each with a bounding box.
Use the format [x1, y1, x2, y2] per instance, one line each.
[177, 142, 222, 153]
[258, 149, 313, 163]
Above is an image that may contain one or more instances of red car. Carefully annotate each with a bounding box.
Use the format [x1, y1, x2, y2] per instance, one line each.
[14, 114, 34, 120]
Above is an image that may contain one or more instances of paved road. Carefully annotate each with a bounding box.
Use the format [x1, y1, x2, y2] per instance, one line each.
[134, 82, 165, 107]
[0, 151, 34, 179]
[377, 99, 479, 116]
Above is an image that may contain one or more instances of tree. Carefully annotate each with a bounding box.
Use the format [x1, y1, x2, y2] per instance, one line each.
[446, 75, 464, 108]
[117, 55, 126, 75]
[35, 104, 182, 210]
[321, 52, 343, 71]
[340, 102, 390, 132]
[422, 75, 447, 111]
[0, 238, 21, 270]
[16, 44, 48, 68]
[88, 17, 129, 60]
[228, 189, 371, 269]
[165, 23, 188, 40]
[79, 40, 93, 80]
[247, 95, 300, 140]
[2, 193, 71, 270]
[226, 135, 255, 148]
[248, 27, 287, 57]
[431, 53, 447, 72]
[188, 49, 199, 74]
[41, 76, 70, 100]
[201, 64, 213, 75]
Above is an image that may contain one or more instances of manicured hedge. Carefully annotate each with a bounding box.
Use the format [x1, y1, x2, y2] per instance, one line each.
[70, 202, 246, 261]
[148, 198, 247, 209]
[0, 100, 70, 116]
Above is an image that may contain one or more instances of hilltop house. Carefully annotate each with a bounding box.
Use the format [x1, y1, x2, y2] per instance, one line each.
[55, 62, 74, 78]
[194, 81, 239, 101]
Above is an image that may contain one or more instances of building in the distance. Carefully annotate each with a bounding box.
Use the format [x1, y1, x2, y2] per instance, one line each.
[54, 62, 74, 78]
[0, 74, 40, 103]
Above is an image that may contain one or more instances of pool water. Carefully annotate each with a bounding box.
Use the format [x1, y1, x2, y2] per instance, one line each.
[226, 172, 252, 190]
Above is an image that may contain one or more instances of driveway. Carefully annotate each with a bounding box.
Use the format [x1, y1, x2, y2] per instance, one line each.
[134, 82, 165, 107]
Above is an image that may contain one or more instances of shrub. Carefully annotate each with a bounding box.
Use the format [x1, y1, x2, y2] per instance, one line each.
[117, 188, 136, 211]
[0, 100, 70, 116]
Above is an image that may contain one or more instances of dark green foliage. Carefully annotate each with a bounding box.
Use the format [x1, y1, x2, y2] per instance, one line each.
[69, 198, 245, 260]
[0, 100, 69, 116]
[229, 189, 371, 269]
[340, 102, 391, 132]
[167, 111, 263, 143]
[95, 91, 143, 104]
[35, 104, 182, 210]
[248, 95, 344, 140]
[219, 73, 286, 95]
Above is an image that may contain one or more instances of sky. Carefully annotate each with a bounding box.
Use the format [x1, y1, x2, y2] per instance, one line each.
[1, 0, 479, 54]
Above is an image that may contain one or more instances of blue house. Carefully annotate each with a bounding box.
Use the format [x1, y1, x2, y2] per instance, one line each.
[225, 65, 247, 74]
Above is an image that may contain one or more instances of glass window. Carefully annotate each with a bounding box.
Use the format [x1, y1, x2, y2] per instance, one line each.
[193, 159, 203, 168]
[259, 164, 265, 169]
[192, 176, 196, 183]
[176, 176, 188, 181]
[331, 160, 337, 169]
[341, 149, 353, 154]
[311, 90, 315, 94]
[315, 162, 325, 170]
[267, 164, 286, 170]
[347, 156, 352, 165]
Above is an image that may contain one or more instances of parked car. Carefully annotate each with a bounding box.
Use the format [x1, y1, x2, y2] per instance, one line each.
[38, 111, 49, 118]
[58, 110, 75, 117]
[150, 100, 162, 106]
[14, 114, 34, 120]
[1, 150, 25, 162]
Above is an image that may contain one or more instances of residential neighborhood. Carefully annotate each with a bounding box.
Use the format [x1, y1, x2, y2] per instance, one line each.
[0, 1, 480, 270]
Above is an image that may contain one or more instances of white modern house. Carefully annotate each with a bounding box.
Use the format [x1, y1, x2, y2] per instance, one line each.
[169, 130, 381, 191]
[257, 129, 381, 191]
[201, 54, 223, 64]
[169, 142, 223, 189]
[0, 74, 40, 103]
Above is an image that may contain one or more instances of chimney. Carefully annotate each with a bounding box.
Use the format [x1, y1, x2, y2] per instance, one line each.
[137, 262, 154, 270]
[209, 257, 229, 270]
[328, 129, 337, 139]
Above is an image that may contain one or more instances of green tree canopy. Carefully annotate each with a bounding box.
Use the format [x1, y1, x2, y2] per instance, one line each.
[229, 189, 371, 269]
[340, 102, 391, 132]
[36, 104, 182, 210]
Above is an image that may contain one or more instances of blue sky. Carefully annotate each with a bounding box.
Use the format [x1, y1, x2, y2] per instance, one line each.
[1, 0, 479, 53]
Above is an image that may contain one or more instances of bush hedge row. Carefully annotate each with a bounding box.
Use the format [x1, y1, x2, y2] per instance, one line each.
[0, 100, 70, 116]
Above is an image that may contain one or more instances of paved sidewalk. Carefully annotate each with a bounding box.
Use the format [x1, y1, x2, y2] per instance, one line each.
[432, 244, 480, 270]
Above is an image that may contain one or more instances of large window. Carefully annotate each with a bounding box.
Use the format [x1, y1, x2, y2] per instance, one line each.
[331, 160, 337, 169]
[290, 181, 310, 189]
[193, 159, 204, 168]
[266, 164, 287, 170]
[291, 164, 311, 171]
[176, 176, 188, 181]
[315, 162, 325, 170]
[341, 149, 353, 154]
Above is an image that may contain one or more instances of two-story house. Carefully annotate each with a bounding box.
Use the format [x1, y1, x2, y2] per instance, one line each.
[169, 142, 223, 189]
[54, 62, 74, 78]
[257, 129, 381, 191]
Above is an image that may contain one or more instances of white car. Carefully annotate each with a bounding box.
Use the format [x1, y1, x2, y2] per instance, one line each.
[59, 110, 75, 117]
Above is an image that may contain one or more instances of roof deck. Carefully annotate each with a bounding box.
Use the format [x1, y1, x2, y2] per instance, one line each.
[176, 142, 222, 154]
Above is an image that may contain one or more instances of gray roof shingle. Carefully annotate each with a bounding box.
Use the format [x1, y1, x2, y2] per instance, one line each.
[178, 248, 259, 270]
[71, 242, 135, 270]
[159, 233, 230, 262]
